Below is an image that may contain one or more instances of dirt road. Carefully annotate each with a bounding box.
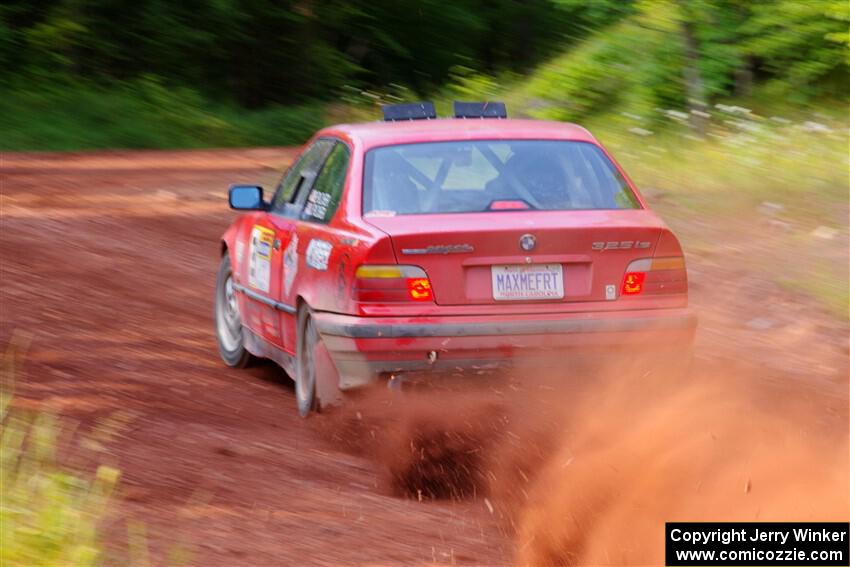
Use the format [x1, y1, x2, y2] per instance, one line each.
[1, 149, 847, 565]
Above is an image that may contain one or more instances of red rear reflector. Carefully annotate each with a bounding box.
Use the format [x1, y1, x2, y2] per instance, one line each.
[407, 278, 433, 301]
[622, 272, 645, 295]
[489, 200, 530, 210]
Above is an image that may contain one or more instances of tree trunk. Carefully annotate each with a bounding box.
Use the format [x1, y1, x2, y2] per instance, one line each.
[680, 15, 708, 134]
[735, 56, 754, 97]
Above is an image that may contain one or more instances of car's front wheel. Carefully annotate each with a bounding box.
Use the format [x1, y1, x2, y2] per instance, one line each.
[214, 253, 256, 368]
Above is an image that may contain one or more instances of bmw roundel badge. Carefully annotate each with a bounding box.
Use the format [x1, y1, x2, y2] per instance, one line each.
[519, 233, 536, 251]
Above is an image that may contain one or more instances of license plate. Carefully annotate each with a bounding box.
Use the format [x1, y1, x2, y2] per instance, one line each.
[491, 264, 564, 301]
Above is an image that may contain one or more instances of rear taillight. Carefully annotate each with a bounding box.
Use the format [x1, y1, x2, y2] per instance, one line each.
[406, 278, 433, 300]
[622, 257, 687, 296]
[354, 265, 434, 302]
[622, 271, 646, 295]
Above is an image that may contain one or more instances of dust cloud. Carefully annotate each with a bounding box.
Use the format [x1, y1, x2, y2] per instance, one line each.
[318, 341, 849, 566]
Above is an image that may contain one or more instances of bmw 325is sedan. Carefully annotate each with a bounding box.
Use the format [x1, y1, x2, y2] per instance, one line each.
[215, 102, 696, 416]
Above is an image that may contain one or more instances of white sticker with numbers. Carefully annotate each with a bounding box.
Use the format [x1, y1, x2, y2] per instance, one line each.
[306, 239, 333, 271]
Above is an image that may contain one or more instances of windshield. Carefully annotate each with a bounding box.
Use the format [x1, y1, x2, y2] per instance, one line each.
[363, 140, 640, 215]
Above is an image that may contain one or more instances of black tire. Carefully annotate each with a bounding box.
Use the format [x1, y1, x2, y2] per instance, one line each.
[214, 253, 256, 368]
[295, 306, 319, 417]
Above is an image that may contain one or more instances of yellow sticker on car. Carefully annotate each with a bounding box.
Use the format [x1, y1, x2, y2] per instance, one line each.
[248, 225, 275, 292]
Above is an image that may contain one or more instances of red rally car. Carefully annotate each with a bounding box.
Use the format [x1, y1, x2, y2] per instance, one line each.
[215, 102, 696, 416]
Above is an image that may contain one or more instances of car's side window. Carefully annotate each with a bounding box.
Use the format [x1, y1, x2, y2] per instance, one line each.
[271, 139, 334, 213]
[301, 143, 350, 224]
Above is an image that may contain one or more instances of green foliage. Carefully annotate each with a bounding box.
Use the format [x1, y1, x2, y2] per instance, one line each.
[744, 0, 850, 98]
[549, 0, 637, 32]
[1, 0, 618, 107]
[1, 334, 120, 566]
[443, 65, 513, 107]
[511, 0, 849, 124]
[519, 17, 684, 122]
[2, 0, 848, 150]
[0, 77, 325, 150]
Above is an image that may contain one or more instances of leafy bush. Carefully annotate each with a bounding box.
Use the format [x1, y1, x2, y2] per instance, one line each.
[520, 20, 676, 122]
[744, 0, 850, 99]
[0, 77, 326, 151]
[512, 1, 848, 124]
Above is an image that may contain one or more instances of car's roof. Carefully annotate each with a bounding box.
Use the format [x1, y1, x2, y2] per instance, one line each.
[318, 118, 598, 150]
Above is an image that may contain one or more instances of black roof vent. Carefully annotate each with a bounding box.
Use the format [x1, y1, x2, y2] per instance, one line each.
[453, 101, 507, 119]
[382, 102, 437, 121]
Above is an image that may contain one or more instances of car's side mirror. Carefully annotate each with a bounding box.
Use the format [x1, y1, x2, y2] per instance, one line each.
[228, 185, 268, 210]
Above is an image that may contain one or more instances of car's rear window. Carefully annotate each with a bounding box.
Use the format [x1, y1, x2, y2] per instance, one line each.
[362, 140, 640, 215]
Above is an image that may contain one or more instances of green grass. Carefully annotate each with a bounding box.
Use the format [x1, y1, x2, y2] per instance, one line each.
[593, 108, 849, 319]
[619, 118, 845, 315]
[1, 333, 120, 566]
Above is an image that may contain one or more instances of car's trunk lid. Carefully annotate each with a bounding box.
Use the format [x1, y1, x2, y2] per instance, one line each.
[365, 210, 666, 306]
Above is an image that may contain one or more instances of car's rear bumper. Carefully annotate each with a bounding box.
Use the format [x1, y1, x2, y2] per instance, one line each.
[313, 308, 697, 388]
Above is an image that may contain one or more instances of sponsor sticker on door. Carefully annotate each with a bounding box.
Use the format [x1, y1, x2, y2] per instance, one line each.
[491, 264, 564, 301]
[248, 225, 275, 292]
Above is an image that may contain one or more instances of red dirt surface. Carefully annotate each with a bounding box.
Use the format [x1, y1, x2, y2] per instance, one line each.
[1, 148, 847, 566]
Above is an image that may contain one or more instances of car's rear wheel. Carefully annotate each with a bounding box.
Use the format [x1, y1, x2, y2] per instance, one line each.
[296, 307, 319, 417]
[214, 253, 256, 368]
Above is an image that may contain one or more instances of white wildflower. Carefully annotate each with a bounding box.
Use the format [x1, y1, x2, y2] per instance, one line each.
[801, 121, 831, 133]
[665, 109, 689, 121]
